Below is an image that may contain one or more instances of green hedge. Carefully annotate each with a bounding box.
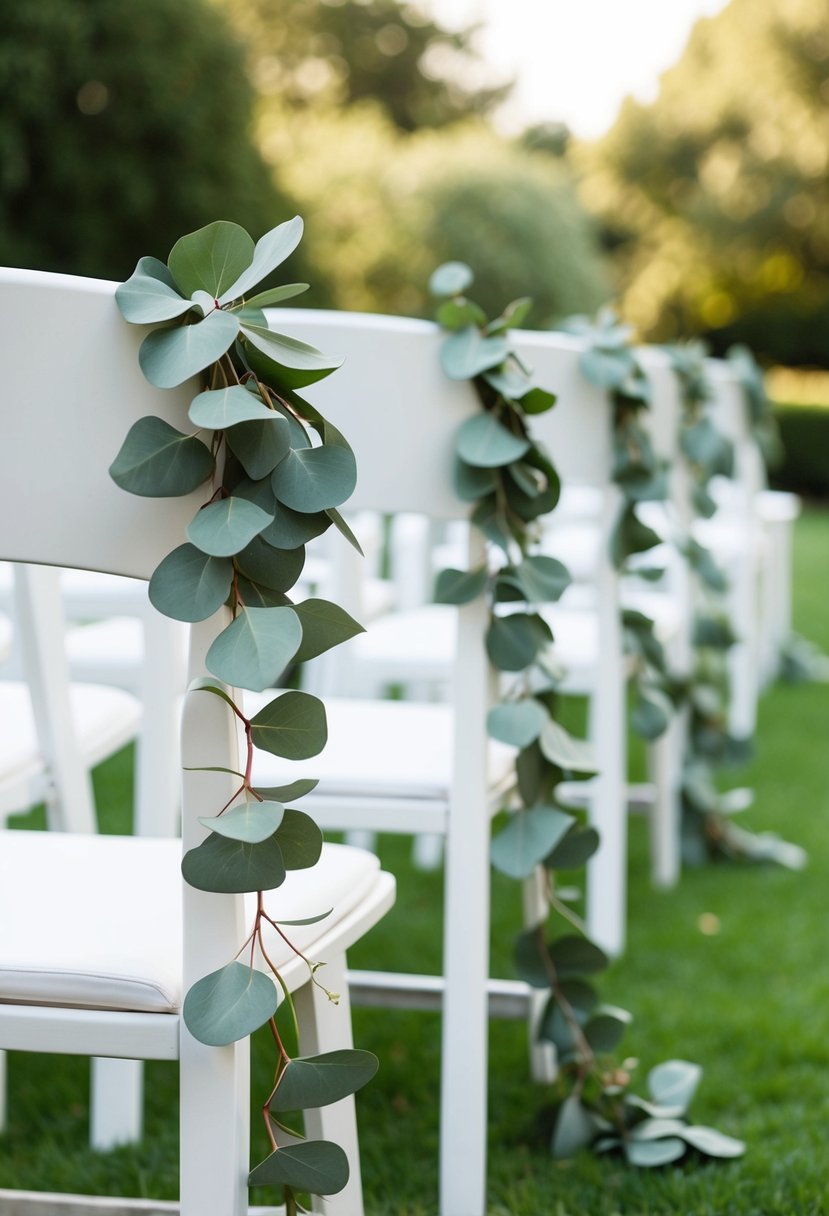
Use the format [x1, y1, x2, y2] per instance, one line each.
[770, 404, 829, 499]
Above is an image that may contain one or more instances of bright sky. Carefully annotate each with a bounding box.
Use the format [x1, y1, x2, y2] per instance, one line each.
[428, 0, 731, 137]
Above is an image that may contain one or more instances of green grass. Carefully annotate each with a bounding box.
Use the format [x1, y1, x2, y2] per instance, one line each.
[2, 510, 828, 1214]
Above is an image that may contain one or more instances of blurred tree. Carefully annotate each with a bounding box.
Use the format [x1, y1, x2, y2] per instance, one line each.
[579, 0, 829, 364]
[258, 103, 610, 322]
[217, 0, 511, 131]
[0, 0, 307, 280]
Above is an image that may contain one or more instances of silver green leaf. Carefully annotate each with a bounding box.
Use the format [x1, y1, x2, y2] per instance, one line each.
[188, 385, 280, 429]
[490, 806, 574, 879]
[624, 1137, 686, 1167]
[270, 1050, 379, 1112]
[551, 1094, 596, 1159]
[218, 216, 304, 304]
[677, 1125, 745, 1158]
[272, 807, 324, 869]
[486, 699, 547, 748]
[429, 261, 474, 297]
[139, 309, 240, 388]
[149, 544, 233, 622]
[434, 566, 487, 605]
[181, 832, 286, 892]
[455, 412, 530, 468]
[206, 606, 302, 692]
[116, 256, 194, 324]
[647, 1060, 702, 1115]
[241, 321, 342, 374]
[199, 798, 285, 844]
[109, 416, 213, 497]
[271, 445, 357, 513]
[441, 327, 509, 380]
[248, 1140, 349, 1195]
[183, 961, 276, 1046]
[168, 220, 254, 299]
[187, 497, 274, 558]
[228, 416, 293, 480]
[539, 719, 597, 774]
[293, 598, 365, 663]
[250, 690, 328, 760]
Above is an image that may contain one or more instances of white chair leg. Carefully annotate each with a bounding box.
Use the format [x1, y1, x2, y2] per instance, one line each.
[90, 1057, 143, 1149]
[647, 708, 684, 890]
[412, 832, 444, 872]
[0, 1049, 6, 1133]
[294, 952, 364, 1216]
[179, 1031, 250, 1216]
[523, 869, 556, 1084]
[344, 830, 378, 852]
[585, 673, 627, 958]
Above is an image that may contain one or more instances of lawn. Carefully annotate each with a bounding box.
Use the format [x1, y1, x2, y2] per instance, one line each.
[2, 509, 827, 1215]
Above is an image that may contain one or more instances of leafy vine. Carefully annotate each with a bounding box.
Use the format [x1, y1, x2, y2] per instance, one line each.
[430, 264, 743, 1165]
[111, 218, 378, 1212]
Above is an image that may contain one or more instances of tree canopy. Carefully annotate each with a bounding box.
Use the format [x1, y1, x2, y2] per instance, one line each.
[580, 0, 829, 364]
[0, 0, 304, 280]
[217, 0, 511, 131]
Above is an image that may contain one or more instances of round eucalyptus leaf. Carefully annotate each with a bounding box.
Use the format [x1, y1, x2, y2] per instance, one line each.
[234, 577, 291, 609]
[109, 416, 214, 497]
[181, 832, 286, 893]
[579, 345, 635, 389]
[584, 1005, 633, 1053]
[271, 445, 357, 513]
[235, 536, 306, 593]
[539, 719, 597, 775]
[441, 328, 510, 380]
[429, 261, 473, 297]
[139, 309, 240, 388]
[514, 555, 572, 603]
[264, 503, 331, 549]
[436, 298, 487, 331]
[486, 699, 547, 748]
[168, 220, 254, 299]
[206, 606, 302, 692]
[248, 1140, 349, 1195]
[486, 296, 534, 335]
[486, 614, 542, 672]
[218, 216, 304, 304]
[548, 934, 609, 977]
[183, 961, 276, 1046]
[490, 806, 574, 879]
[188, 386, 279, 429]
[149, 544, 233, 622]
[624, 1137, 686, 1167]
[187, 497, 273, 558]
[545, 825, 600, 870]
[250, 690, 328, 760]
[456, 412, 530, 468]
[647, 1060, 702, 1114]
[270, 1049, 378, 1112]
[512, 926, 549, 989]
[199, 798, 285, 844]
[434, 566, 487, 605]
[485, 366, 532, 398]
[227, 416, 293, 480]
[453, 458, 497, 502]
[631, 1117, 689, 1142]
[520, 386, 557, 415]
[293, 598, 365, 663]
[272, 807, 324, 870]
[678, 1125, 745, 1158]
[116, 256, 194, 324]
[243, 336, 340, 392]
[551, 1094, 596, 1159]
[631, 692, 671, 741]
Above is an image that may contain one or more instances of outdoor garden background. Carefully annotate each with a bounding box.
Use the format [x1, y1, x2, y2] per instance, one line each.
[1, 0, 828, 1212]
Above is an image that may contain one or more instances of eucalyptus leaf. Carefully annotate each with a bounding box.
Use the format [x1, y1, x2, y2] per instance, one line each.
[434, 566, 487, 605]
[270, 444, 357, 513]
[235, 536, 306, 593]
[264, 503, 331, 549]
[513, 926, 550, 989]
[429, 261, 474, 297]
[244, 283, 309, 308]
[188, 385, 279, 429]
[272, 807, 324, 869]
[218, 216, 304, 303]
[271, 1049, 379, 1112]
[546, 825, 600, 870]
[199, 798, 285, 843]
[181, 832, 286, 892]
[139, 309, 240, 388]
[206, 606, 302, 691]
[584, 1005, 633, 1053]
[624, 1137, 686, 1167]
[579, 345, 635, 389]
[486, 613, 543, 672]
[293, 598, 365, 663]
[455, 412, 530, 468]
[486, 296, 533, 335]
[325, 507, 365, 555]
[187, 677, 241, 714]
[630, 1117, 689, 1142]
[109, 416, 213, 497]
[539, 719, 597, 775]
[248, 1140, 349, 1195]
[149, 544, 233, 622]
[252, 779, 319, 804]
[648, 1060, 702, 1114]
[454, 458, 498, 502]
[116, 256, 194, 324]
[241, 321, 342, 375]
[551, 1094, 596, 1159]
[169, 220, 254, 299]
[187, 497, 273, 557]
[490, 806, 574, 879]
[441, 327, 509, 380]
[486, 699, 547, 748]
[513, 555, 571, 603]
[234, 577, 291, 609]
[678, 1125, 745, 1158]
[436, 298, 487, 330]
[183, 961, 277, 1046]
[250, 690, 328, 760]
[485, 365, 532, 398]
[549, 934, 609, 977]
[230, 415, 294, 480]
[520, 386, 557, 415]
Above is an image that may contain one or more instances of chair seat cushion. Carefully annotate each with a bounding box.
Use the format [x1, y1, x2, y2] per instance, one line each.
[0, 831, 381, 1014]
[0, 682, 141, 788]
[247, 695, 514, 802]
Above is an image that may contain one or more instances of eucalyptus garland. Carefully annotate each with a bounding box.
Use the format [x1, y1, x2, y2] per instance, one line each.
[669, 343, 806, 871]
[430, 263, 743, 1166]
[565, 309, 678, 743]
[111, 218, 376, 1212]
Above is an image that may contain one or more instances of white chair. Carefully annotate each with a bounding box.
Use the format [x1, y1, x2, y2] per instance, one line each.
[0, 266, 395, 1215]
[229, 311, 628, 1215]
